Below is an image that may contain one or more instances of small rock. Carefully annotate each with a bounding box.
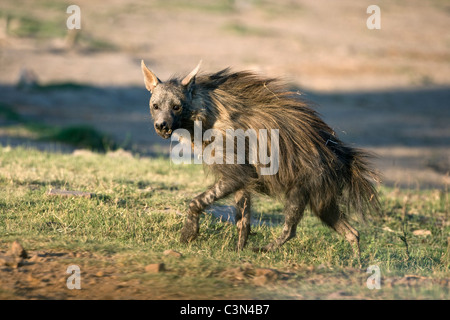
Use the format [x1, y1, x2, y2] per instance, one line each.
[384, 278, 395, 288]
[106, 149, 133, 159]
[163, 250, 182, 258]
[382, 226, 395, 233]
[0, 255, 10, 266]
[0, 255, 23, 268]
[242, 262, 254, 271]
[253, 275, 269, 286]
[225, 267, 246, 281]
[242, 262, 254, 276]
[252, 268, 279, 286]
[72, 149, 95, 157]
[26, 274, 41, 286]
[145, 263, 165, 273]
[96, 271, 105, 277]
[10, 241, 28, 258]
[29, 254, 42, 262]
[412, 229, 431, 236]
[327, 290, 351, 299]
[254, 268, 278, 281]
[317, 264, 327, 270]
[439, 279, 449, 287]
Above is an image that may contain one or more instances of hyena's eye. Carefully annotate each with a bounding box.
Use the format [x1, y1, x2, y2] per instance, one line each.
[172, 105, 181, 111]
[153, 104, 159, 110]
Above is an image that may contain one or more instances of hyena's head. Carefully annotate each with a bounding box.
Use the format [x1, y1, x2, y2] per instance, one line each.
[141, 60, 201, 139]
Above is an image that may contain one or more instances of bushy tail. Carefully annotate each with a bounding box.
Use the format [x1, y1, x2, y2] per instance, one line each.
[345, 149, 381, 219]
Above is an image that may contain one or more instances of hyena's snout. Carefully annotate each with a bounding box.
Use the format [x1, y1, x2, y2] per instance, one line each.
[154, 118, 174, 139]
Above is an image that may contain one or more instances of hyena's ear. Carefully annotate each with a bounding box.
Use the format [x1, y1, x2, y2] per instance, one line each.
[181, 60, 202, 94]
[141, 60, 161, 92]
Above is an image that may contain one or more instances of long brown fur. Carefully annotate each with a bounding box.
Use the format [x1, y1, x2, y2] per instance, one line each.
[141, 62, 380, 260]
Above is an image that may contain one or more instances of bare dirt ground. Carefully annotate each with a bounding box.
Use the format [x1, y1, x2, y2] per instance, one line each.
[1, 242, 448, 300]
[0, 0, 449, 300]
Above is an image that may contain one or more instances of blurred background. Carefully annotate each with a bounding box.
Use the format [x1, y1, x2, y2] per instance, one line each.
[0, 0, 449, 188]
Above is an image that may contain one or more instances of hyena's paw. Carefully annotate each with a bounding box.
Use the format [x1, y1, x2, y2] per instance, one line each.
[179, 216, 199, 244]
[235, 240, 247, 252]
[251, 243, 275, 253]
[180, 227, 198, 243]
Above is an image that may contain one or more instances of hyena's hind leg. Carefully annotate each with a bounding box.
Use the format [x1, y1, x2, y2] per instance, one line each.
[235, 190, 251, 250]
[255, 186, 309, 252]
[313, 199, 361, 265]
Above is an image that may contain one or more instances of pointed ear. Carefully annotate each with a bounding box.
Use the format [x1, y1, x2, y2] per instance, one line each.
[181, 60, 202, 88]
[141, 60, 160, 92]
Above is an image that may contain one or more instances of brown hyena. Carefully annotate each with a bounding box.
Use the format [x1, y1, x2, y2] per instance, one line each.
[141, 60, 380, 261]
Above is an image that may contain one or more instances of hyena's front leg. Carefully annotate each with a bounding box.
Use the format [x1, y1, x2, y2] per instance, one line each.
[180, 179, 242, 244]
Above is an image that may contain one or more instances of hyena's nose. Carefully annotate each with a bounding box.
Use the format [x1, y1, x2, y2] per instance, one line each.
[155, 121, 170, 133]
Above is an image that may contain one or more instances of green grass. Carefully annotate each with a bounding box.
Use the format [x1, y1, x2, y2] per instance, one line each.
[0, 6, 117, 52]
[0, 103, 116, 151]
[33, 82, 92, 91]
[154, 0, 236, 13]
[0, 146, 448, 299]
[153, 0, 304, 16]
[0, 103, 22, 122]
[222, 22, 276, 37]
[1, 11, 66, 39]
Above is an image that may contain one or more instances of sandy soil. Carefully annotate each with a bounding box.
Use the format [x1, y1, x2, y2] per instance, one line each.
[1, 242, 448, 300]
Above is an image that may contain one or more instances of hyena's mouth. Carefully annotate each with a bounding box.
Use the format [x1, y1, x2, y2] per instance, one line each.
[156, 128, 173, 139]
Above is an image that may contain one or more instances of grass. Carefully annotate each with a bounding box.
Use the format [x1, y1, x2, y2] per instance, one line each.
[0, 5, 117, 52]
[153, 0, 304, 16]
[222, 22, 276, 37]
[0, 102, 116, 152]
[154, 0, 236, 13]
[2, 12, 66, 39]
[32, 82, 92, 91]
[0, 146, 448, 299]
